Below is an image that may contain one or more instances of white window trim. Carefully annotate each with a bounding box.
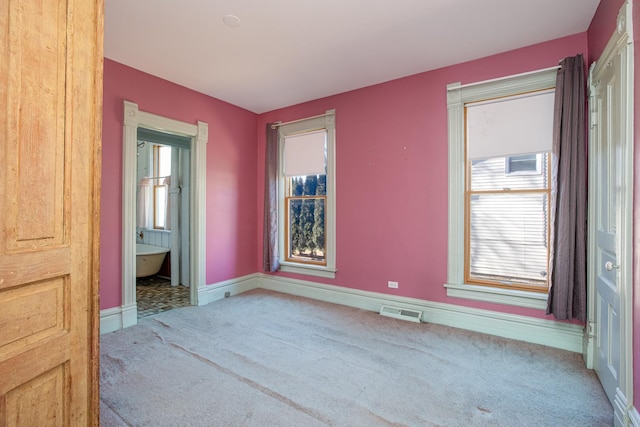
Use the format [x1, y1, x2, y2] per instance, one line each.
[445, 70, 556, 309]
[278, 110, 336, 279]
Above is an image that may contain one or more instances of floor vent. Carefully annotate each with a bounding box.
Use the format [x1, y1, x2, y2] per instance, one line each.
[379, 305, 422, 323]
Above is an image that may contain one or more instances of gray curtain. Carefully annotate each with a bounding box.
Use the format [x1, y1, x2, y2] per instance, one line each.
[263, 123, 280, 272]
[546, 54, 587, 322]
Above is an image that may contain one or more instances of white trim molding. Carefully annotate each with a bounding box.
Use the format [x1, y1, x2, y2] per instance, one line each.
[101, 274, 261, 333]
[197, 273, 261, 306]
[100, 307, 125, 335]
[100, 303, 138, 335]
[444, 283, 548, 310]
[122, 101, 208, 328]
[259, 274, 584, 353]
[102, 270, 583, 352]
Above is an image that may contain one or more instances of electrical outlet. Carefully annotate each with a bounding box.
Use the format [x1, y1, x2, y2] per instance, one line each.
[388, 281, 399, 289]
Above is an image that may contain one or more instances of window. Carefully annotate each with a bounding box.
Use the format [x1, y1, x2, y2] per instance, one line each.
[153, 144, 171, 230]
[278, 111, 336, 278]
[445, 69, 557, 309]
[505, 154, 541, 174]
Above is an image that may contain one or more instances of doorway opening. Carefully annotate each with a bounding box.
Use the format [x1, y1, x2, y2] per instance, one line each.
[135, 132, 191, 317]
[121, 101, 208, 328]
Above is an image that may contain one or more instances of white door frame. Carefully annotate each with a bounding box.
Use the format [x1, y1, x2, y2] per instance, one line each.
[586, 1, 634, 425]
[121, 101, 208, 328]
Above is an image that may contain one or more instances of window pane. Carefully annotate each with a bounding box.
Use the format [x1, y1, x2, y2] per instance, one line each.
[471, 154, 547, 191]
[287, 174, 326, 197]
[288, 197, 325, 263]
[154, 185, 167, 229]
[506, 154, 538, 174]
[157, 146, 172, 177]
[469, 192, 548, 287]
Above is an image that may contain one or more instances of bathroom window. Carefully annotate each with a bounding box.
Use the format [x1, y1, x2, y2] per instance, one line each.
[153, 145, 171, 230]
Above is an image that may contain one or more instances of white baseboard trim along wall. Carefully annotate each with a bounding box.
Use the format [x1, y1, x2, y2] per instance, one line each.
[258, 274, 584, 353]
[196, 273, 261, 306]
[101, 273, 583, 353]
[99, 273, 260, 334]
[99, 307, 124, 335]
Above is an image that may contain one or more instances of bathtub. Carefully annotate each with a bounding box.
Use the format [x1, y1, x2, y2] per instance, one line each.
[136, 244, 170, 278]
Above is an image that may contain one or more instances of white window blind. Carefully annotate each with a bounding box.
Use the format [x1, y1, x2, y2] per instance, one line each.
[466, 90, 555, 160]
[284, 130, 326, 177]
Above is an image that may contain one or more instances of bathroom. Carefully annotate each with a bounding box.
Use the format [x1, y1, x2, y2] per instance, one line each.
[135, 128, 191, 317]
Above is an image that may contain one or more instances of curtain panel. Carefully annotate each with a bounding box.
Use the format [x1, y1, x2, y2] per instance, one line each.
[546, 54, 587, 322]
[263, 124, 280, 272]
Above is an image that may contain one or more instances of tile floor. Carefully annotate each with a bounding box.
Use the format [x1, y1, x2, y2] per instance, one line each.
[136, 275, 190, 318]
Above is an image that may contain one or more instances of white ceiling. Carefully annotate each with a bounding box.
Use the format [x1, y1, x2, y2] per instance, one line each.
[104, 0, 601, 114]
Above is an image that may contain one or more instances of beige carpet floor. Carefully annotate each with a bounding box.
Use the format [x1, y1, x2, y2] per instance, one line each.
[100, 289, 612, 426]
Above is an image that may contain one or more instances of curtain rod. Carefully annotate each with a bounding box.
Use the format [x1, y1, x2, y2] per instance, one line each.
[447, 65, 561, 91]
[141, 175, 171, 180]
[270, 112, 331, 129]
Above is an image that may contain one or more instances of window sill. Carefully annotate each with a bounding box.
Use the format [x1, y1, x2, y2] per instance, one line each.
[444, 283, 548, 310]
[279, 262, 336, 279]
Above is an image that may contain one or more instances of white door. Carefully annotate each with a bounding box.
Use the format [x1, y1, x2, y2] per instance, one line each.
[591, 52, 621, 406]
[588, 5, 633, 420]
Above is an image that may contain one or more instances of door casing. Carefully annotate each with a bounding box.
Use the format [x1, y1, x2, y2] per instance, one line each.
[121, 101, 208, 328]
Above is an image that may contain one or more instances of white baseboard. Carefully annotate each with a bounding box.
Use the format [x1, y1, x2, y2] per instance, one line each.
[258, 274, 584, 353]
[100, 307, 124, 334]
[629, 406, 640, 427]
[101, 272, 584, 352]
[122, 303, 137, 329]
[100, 274, 260, 333]
[197, 273, 260, 306]
[100, 303, 138, 334]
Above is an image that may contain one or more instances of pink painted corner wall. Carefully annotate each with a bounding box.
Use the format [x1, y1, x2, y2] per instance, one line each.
[588, 0, 640, 411]
[256, 33, 588, 321]
[100, 59, 258, 310]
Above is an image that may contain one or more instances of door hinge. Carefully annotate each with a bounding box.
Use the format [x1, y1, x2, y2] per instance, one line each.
[589, 96, 598, 129]
[587, 321, 597, 339]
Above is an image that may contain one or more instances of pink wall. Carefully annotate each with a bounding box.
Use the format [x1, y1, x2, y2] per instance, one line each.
[588, 0, 639, 411]
[100, 59, 258, 309]
[256, 33, 588, 321]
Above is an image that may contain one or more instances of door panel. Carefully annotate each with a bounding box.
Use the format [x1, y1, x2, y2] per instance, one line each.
[5, 0, 67, 246]
[5, 364, 69, 427]
[0, 0, 102, 424]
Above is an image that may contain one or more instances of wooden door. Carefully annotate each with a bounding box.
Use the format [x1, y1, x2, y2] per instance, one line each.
[0, 0, 103, 425]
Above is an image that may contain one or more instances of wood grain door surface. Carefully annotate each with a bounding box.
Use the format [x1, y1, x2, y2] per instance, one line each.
[0, 0, 103, 425]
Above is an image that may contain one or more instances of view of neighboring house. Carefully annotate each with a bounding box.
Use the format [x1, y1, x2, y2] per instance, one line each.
[469, 153, 550, 289]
